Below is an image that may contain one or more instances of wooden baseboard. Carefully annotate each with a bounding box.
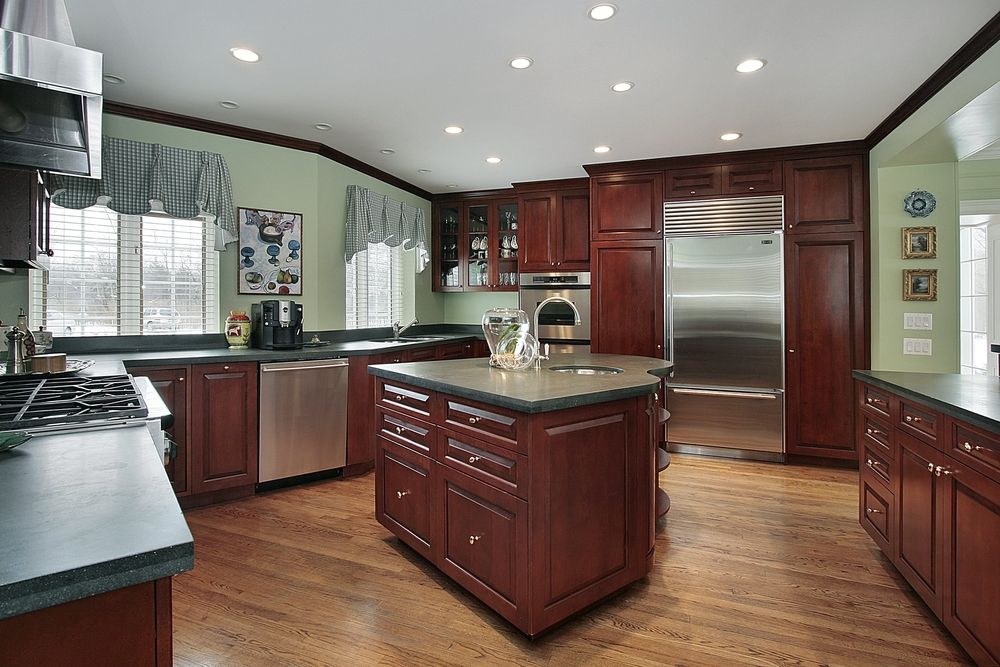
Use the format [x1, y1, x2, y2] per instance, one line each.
[179, 485, 254, 510]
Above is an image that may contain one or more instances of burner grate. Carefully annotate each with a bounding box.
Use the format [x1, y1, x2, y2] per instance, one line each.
[0, 375, 148, 430]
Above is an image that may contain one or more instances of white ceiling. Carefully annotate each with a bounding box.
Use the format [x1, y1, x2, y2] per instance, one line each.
[64, 0, 1000, 195]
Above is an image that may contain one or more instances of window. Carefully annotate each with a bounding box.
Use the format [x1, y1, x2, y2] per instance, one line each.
[960, 217, 989, 374]
[346, 243, 403, 328]
[30, 204, 219, 336]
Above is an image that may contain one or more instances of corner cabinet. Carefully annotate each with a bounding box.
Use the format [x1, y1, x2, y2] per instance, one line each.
[514, 178, 590, 272]
[784, 155, 866, 234]
[432, 192, 518, 292]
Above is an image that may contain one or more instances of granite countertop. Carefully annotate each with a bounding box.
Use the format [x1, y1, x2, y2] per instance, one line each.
[0, 424, 194, 620]
[369, 352, 674, 413]
[853, 370, 1000, 433]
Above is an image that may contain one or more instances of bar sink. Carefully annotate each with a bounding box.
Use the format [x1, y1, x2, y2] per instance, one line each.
[548, 365, 625, 375]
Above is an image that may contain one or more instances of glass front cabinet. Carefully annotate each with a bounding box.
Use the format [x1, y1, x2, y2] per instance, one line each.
[433, 195, 518, 293]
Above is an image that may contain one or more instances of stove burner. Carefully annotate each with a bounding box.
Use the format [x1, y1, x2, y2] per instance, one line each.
[0, 375, 148, 430]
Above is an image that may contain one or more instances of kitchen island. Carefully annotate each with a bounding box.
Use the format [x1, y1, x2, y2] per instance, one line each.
[369, 353, 672, 636]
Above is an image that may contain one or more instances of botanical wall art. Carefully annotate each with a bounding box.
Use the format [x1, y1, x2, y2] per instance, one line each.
[238, 207, 302, 295]
[903, 268, 937, 301]
[901, 226, 937, 259]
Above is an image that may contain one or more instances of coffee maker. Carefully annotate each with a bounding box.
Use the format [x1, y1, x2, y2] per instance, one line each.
[252, 300, 304, 350]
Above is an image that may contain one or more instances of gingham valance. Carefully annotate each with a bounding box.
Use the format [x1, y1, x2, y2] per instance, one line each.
[48, 136, 238, 247]
[345, 184, 428, 272]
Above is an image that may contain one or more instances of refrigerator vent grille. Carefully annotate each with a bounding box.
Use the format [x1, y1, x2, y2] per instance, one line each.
[663, 195, 784, 235]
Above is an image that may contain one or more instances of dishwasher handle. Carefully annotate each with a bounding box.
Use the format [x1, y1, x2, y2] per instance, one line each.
[261, 360, 348, 373]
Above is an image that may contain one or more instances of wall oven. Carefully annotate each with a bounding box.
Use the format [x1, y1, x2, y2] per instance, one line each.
[519, 272, 591, 353]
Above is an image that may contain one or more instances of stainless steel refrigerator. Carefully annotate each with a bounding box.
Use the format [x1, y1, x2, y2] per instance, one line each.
[663, 196, 784, 460]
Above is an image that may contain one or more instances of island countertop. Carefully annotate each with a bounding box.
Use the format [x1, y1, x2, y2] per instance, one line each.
[369, 352, 674, 413]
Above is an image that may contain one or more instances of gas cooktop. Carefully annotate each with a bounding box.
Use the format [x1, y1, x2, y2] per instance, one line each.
[0, 375, 148, 431]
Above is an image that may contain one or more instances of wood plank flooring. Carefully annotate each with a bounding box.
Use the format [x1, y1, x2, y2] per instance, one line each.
[173, 455, 971, 666]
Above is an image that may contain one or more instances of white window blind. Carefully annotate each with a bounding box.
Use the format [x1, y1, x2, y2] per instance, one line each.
[346, 243, 403, 329]
[30, 204, 219, 336]
[960, 218, 990, 375]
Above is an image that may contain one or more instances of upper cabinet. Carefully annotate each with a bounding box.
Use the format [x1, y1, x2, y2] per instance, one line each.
[664, 166, 722, 199]
[0, 167, 52, 270]
[432, 193, 518, 292]
[665, 161, 782, 199]
[784, 155, 866, 234]
[515, 178, 590, 273]
[590, 171, 664, 241]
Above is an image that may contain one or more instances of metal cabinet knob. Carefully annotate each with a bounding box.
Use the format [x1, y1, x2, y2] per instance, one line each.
[934, 466, 952, 477]
[788, 349, 795, 353]
[468, 455, 481, 464]
[905, 415, 921, 423]
[866, 507, 882, 514]
[689, 190, 696, 195]
[748, 186, 755, 191]
[395, 394, 404, 401]
[178, 377, 184, 382]
[962, 441, 984, 452]
[395, 426, 404, 435]
[927, 462, 935, 473]
[468, 416, 480, 424]
[223, 365, 230, 370]
[866, 428, 873, 434]
[396, 490, 410, 499]
[866, 458, 882, 468]
[468, 535, 481, 545]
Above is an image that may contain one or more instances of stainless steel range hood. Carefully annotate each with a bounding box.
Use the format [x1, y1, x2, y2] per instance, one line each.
[0, 0, 102, 178]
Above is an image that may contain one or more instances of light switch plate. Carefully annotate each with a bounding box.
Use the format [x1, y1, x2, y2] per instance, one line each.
[903, 338, 933, 356]
[903, 312, 933, 330]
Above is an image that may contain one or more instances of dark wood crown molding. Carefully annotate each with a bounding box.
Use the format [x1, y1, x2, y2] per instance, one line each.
[511, 177, 589, 192]
[103, 100, 433, 200]
[431, 187, 516, 202]
[865, 10, 1000, 149]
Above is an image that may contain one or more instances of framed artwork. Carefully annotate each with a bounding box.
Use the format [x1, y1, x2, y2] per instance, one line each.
[902, 226, 936, 259]
[903, 268, 937, 301]
[238, 207, 302, 295]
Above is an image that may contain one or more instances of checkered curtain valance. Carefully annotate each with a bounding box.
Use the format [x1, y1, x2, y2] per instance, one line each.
[345, 184, 428, 272]
[48, 136, 238, 248]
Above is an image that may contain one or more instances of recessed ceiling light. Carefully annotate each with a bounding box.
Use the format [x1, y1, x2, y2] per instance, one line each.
[219, 100, 240, 109]
[444, 125, 464, 134]
[589, 4, 617, 20]
[103, 74, 125, 85]
[485, 156, 502, 164]
[447, 184, 458, 188]
[736, 58, 766, 73]
[229, 47, 260, 63]
[611, 81, 633, 93]
[314, 123, 332, 131]
[720, 132, 743, 141]
[417, 169, 431, 174]
[509, 57, 533, 69]
[593, 145, 612, 154]
[380, 149, 396, 155]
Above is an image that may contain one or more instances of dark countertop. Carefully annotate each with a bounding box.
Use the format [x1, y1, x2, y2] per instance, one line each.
[0, 424, 194, 620]
[853, 370, 1000, 433]
[369, 353, 674, 413]
[133, 375, 173, 430]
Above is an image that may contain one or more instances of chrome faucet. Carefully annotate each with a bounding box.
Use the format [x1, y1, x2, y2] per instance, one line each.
[392, 317, 419, 340]
[532, 297, 581, 367]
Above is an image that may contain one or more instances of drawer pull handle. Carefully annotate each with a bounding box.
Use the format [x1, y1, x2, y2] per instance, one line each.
[178, 377, 184, 382]
[223, 365, 230, 371]
[395, 394, 404, 401]
[866, 507, 883, 514]
[395, 426, 404, 435]
[934, 466, 952, 477]
[468, 416, 480, 424]
[962, 441, 985, 452]
[904, 415, 922, 423]
[468, 535, 481, 545]
[927, 462, 935, 473]
[396, 490, 411, 499]
[866, 458, 883, 469]
[468, 455, 481, 464]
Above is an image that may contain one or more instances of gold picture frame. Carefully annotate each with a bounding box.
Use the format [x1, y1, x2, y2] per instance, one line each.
[902, 226, 936, 259]
[903, 268, 937, 301]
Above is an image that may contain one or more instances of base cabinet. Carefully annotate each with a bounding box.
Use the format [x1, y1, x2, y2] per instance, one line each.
[140, 367, 189, 494]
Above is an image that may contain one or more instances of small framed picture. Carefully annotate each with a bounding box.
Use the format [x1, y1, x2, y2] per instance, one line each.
[902, 226, 936, 259]
[903, 269, 937, 301]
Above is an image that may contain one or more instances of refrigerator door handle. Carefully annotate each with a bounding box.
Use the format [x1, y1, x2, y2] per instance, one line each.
[665, 240, 674, 362]
[670, 388, 779, 400]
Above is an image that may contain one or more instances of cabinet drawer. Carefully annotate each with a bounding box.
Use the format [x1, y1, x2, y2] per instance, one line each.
[440, 428, 528, 500]
[664, 166, 723, 199]
[860, 384, 892, 419]
[377, 379, 434, 420]
[863, 445, 893, 488]
[861, 413, 892, 455]
[951, 422, 1000, 485]
[860, 474, 893, 553]
[444, 396, 521, 453]
[376, 438, 434, 559]
[899, 400, 938, 444]
[377, 407, 435, 457]
[409, 346, 438, 362]
[435, 341, 469, 360]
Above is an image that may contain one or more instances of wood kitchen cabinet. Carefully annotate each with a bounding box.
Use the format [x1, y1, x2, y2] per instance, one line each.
[590, 171, 664, 240]
[0, 167, 51, 269]
[514, 178, 590, 272]
[432, 192, 518, 292]
[784, 155, 866, 234]
[591, 240, 663, 357]
[140, 367, 189, 495]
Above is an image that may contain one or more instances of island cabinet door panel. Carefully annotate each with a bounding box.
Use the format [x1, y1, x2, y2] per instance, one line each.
[138, 366, 190, 495]
[941, 459, 1000, 666]
[517, 192, 555, 271]
[591, 241, 664, 357]
[784, 155, 865, 235]
[439, 465, 528, 629]
[189, 362, 258, 493]
[590, 172, 664, 240]
[859, 471, 895, 554]
[784, 232, 866, 459]
[376, 437, 436, 560]
[895, 432, 945, 615]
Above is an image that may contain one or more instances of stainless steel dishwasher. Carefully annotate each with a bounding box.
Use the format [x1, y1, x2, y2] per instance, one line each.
[258, 358, 349, 483]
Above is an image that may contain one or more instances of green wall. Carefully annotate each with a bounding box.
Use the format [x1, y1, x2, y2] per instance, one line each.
[442, 292, 519, 325]
[0, 113, 442, 331]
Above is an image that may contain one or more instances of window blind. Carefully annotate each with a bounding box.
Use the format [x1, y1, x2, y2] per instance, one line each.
[30, 204, 219, 336]
[346, 243, 403, 329]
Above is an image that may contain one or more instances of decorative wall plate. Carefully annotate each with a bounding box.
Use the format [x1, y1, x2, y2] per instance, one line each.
[903, 190, 936, 218]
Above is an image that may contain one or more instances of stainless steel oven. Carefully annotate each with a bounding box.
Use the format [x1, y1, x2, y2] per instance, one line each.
[519, 272, 591, 353]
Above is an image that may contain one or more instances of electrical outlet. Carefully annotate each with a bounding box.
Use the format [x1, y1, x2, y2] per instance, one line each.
[903, 338, 933, 356]
[903, 312, 933, 330]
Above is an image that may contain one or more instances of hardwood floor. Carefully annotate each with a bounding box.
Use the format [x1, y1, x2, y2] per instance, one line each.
[173, 455, 971, 666]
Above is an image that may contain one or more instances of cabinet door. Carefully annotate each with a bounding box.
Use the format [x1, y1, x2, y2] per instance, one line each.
[433, 201, 463, 291]
[896, 432, 944, 615]
[785, 232, 867, 459]
[138, 366, 190, 495]
[435, 341, 468, 360]
[494, 200, 519, 291]
[518, 192, 554, 272]
[438, 465, 528, 628]
[376, 437, 436, 560]
[554, 189, 590, 270]
[189, 362, 259, 493]
[464, 202, 492, 291]
[784, 155, 865, 234]
[941, 458, 1000, 666]
[723, 162, 782, 195]
[590, 172, 664, 240]
[0, 168, 50, 268]
[664, 166, 723, 199]
[591, 241, 663, 357]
